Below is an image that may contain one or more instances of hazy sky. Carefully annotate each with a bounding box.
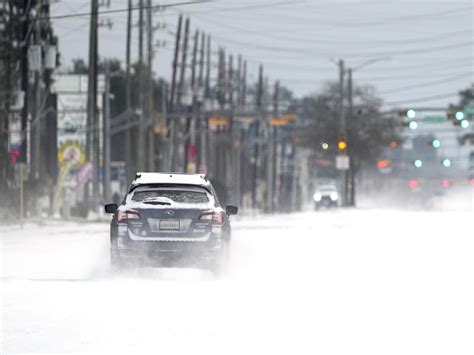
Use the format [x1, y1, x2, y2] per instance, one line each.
[51, 0, 473, 109]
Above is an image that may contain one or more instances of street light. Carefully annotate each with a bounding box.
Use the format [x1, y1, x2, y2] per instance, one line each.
[352, 57, 392, 72]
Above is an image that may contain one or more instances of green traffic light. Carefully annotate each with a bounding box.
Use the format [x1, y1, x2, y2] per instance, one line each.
[432, 139, 441, 148]
[406, 109, 416, 119]
[409, 121, 418, 130]
[455, 111, 464, 121]
[414, 159, 423, 168]
[442, 159, 451, 168]
[461, 120, 470, 129]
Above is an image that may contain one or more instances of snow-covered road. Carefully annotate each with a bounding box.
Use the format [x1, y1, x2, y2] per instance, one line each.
[1, 209, 473, 354]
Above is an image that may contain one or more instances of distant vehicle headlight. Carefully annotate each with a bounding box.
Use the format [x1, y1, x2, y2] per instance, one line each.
[313, 193, 322, 202]
[330, 192, 338, 201]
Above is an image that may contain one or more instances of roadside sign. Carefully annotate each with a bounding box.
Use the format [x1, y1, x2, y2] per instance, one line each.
[335, 155, 350, 170]
[423, 115, 445, 124]
[208, 116, 229, 129]
[58, 140, 86, 169]
[464, 104, 474, 115]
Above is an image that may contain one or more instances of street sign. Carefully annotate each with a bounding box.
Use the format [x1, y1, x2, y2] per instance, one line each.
[423, 115, 445, 124]
[58, 140, 86, 169]
[335, 155, 350, 170]
[464, 104, 474, 115]
[208, 116, 229, 129]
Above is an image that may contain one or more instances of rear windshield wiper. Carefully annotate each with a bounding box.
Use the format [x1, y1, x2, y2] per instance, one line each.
[143, 200, 172, 205]
[141, 197, 172, 205]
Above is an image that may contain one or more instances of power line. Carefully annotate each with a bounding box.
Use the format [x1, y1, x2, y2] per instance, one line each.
[181, 3, 471, 27]
[379, 74, 472, 95]
[384, 92, 462, 106]
[38, 1, 215, 21]
[179, 10, 473, 46]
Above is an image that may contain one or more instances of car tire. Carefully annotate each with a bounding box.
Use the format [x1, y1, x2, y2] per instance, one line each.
[210, 240, 230, 278]
[110, 249, 125, 271]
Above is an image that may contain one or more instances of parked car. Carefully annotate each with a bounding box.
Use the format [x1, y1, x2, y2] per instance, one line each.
[104, 173, 238, 275]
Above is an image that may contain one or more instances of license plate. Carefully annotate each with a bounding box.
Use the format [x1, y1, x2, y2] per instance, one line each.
[159, 219, 180, 230]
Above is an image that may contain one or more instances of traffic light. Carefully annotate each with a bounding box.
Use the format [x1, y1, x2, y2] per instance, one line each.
[406, 109, 416, 119]
[408, 121, 418, 130]
[9, 148, 20, 164]
[442, 158, 451, 168]
[337, 139, 347, 152]
[413, 159, 423, 168]
[377, 160, 391, 169]
[447, 109, 468, 127]
[431, 139, 441, 148]
[397, 109, 417, 129]
[388, 140, 399, 148]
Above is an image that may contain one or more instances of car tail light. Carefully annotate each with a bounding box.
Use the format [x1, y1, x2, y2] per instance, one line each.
[408, 179, 418, 189]
[116, 209, 140, 224]
[199, 210, 225, 225]
[442, 179, 450, 189]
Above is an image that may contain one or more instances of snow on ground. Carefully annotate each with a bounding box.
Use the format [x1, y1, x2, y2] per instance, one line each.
[1, 207, 473, 354]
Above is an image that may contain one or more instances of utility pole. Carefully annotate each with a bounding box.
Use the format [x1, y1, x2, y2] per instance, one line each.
[216, 48, 226, 182]
[125, 0, 133, 182]
[199, 34, 211, 174]
[252, 64, 263, 210]
[239, 59, 248, 205]
[187, 29, 199, 173]
[266, 80, 279, 213]
[31, 0, 42, 182]
[146, 0, 155, 171]
[173, 16, 189, 172]
[228, 53, 237, 194]
[20, 1, 29, 165]
[86, 0, 99, 208]
[103, 61, 111, 202]
[242, 60, 247, 107]
[197, 32, 206, 173]
[347, 67, 355, 206]
[0, 1, 11, 197]
[168, 14, 182, 172]
[338, 59, 347, 207]
[137, 0, 145, 172]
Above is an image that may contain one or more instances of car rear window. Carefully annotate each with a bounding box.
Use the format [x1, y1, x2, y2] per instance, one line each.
[132, 189, 210, 204]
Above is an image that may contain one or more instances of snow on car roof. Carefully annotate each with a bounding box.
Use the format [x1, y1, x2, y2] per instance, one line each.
[130, 173, 211, 189]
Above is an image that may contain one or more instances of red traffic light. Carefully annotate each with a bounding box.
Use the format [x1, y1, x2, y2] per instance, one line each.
[408, 179, 418, 189]
[9, 148, 20, 164]
[377, 160, 391, 169]
[388, 140, 398, 148]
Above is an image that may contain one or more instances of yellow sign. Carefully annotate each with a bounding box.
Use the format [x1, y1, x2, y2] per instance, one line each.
[58, 140, 86, 169]
[154, 124, 169, 135]
[208, 116, 229, 127]
[269, 114, 298, 126]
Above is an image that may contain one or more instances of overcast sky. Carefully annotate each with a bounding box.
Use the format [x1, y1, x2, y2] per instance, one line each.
[51, 0, 473, 109]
